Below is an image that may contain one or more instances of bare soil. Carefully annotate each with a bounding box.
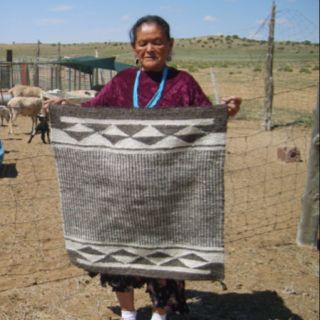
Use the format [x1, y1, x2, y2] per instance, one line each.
[0, 115, 318, 320]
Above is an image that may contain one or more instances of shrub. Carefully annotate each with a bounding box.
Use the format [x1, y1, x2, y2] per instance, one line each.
[279, 66, 293, 72]
[299, 68, 311, 74]
[187, 65, 198, 72]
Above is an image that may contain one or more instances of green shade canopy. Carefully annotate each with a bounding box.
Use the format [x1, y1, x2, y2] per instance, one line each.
[57, 56, 132, 74]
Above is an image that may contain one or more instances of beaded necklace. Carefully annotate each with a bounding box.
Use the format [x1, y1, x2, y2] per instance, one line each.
[133, 66, 168, 109]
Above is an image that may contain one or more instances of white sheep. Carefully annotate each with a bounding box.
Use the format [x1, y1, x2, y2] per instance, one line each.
[0, 105, 10, 126]
[9, 84, 44, 98]
[66, 90, 97, 98]
[7, 97, 44, 134]
[43, 89, 97, 100]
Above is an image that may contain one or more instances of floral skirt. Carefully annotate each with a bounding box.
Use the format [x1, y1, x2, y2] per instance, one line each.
[89, 273, 189, 314]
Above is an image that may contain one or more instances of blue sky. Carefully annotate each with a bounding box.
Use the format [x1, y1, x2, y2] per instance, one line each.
[1, 0, 319, 43]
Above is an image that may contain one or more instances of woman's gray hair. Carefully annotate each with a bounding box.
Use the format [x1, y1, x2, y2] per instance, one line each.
[129, 15, 172, 46]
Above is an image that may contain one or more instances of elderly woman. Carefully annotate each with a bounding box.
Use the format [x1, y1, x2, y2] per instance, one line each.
[46, 15, 241, 320]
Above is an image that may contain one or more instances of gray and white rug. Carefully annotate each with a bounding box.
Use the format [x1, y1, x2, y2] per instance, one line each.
[50, 105, 227, 280]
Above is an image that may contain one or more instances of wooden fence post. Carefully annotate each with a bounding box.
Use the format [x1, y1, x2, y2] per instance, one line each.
[50, 66, 54, 89]
[73, 69, 77, 90]
[6, 50, 13, 88]
[56, 42, 62, 89]
[78, 71, 82, 89]
[68, 68, 72, 91]
[20, 63, 30, 85]
[296, 84, 320, 248]
[33, 40, 40, 87]
[263, 1, 276, 131]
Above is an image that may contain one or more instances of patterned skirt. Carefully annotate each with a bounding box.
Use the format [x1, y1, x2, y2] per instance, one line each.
[89, 273, 189, 314]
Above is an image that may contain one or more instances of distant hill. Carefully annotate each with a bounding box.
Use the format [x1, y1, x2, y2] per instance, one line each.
[0, 35, 318, 68]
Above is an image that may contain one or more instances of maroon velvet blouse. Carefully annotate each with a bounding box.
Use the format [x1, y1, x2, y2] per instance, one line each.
[82, 67, 212, 108]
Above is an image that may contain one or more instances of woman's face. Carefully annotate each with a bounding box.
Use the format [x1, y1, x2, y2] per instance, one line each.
[132, 22, 173, 72]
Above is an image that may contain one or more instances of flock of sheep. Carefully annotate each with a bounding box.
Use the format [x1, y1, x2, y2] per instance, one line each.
[1, 85, 45, 135]
[0, 85, 97, 140]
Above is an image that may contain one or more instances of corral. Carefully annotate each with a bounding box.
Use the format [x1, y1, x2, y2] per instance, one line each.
[0, 35, 319, 320]
[0, 90, 318, 320]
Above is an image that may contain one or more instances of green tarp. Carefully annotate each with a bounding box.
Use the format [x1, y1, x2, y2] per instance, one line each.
[57, 56, 131, 74]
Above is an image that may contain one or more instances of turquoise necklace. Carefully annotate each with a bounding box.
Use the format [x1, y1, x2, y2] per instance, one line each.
[133, 66, 168, 109]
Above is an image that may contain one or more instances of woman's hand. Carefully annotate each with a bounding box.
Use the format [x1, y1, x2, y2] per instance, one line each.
[43, 97, 67, 113]
[222, 96, 242, 117]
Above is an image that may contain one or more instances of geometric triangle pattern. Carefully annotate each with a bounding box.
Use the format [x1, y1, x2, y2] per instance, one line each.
[50, 105, 227, 281]
[66, 239, 224, 281]
[51, 115, 226, 151]
[48, 105, 230, 152]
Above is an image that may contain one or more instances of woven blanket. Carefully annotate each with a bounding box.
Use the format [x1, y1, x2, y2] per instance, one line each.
[50, 105, 227, 280]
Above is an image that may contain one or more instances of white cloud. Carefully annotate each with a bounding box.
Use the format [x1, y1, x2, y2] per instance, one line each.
[277, 18, 292, 26]
[121, 15, 130, 21]
[50, 5, 72, 12]
[204, 15, 217, 23]
[159, 5, 184, 13]
[35, 18, 65, 26]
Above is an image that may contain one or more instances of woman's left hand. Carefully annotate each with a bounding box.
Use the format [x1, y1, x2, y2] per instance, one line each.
[222, 96, 242, 117]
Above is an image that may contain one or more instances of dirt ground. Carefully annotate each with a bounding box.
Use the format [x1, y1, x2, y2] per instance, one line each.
[0, 115, 318, 320]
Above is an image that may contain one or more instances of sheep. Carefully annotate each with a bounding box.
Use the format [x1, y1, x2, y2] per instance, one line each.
[43, 89, 98, 104]
[44, 89, 63, 98]
[9, 84, 44, 98]
[66, 89, 97, 98]
[43, 89, 98, 106]
[7, 97, 44, 135]
[0, 105, 10, 126]
[28, 113, 50, 144]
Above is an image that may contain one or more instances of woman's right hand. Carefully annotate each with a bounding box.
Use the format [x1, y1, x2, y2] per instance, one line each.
[43, 97, 67, 113]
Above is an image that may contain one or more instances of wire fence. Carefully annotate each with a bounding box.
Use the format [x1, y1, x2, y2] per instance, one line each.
[0, 69, 318, 319]
[0, 55, 318, 319]
[0, 6, 318, 318]
[0, 62, 114, 91]
[0, 92, 312, 294]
